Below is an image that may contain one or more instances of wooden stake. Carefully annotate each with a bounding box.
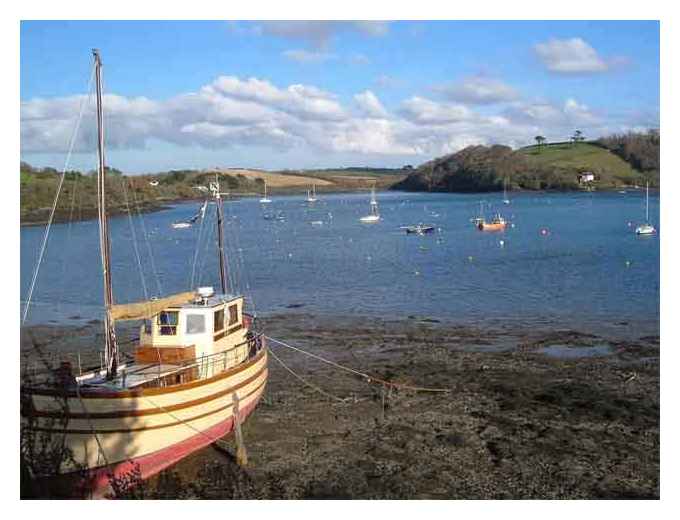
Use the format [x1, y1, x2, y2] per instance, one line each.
[232, 392, 248, 467]
[381, 384, 386, 421]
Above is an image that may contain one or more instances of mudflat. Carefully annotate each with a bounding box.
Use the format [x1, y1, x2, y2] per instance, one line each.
[20, 314, 659, 499]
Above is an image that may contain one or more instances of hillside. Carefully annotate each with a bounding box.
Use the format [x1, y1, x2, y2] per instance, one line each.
[19, 163, 408, 225]
[392, 140, 657, 193]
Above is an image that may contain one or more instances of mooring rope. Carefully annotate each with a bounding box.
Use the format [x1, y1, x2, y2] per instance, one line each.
[265, 336, 451, 393]
[268, 347, 346, 403]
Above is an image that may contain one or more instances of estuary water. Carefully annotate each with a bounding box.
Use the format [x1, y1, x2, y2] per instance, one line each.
[20, 190, 660, 336]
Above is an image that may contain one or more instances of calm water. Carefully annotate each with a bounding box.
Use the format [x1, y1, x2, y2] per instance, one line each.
[20, 190, 660, 335]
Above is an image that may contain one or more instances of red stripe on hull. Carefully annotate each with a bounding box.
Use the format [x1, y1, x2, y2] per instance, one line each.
[81, 384, 265, 498]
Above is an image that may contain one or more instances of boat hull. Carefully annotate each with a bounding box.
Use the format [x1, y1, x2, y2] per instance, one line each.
[478, 222, 506, 231]
[22, 349, 268, 498]
[87, 381, 264, 498]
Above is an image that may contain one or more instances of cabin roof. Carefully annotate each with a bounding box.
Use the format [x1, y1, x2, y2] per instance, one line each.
[170, 293, 243, 310]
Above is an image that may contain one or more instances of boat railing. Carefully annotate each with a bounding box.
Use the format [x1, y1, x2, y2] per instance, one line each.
[21, 332, 266, 389]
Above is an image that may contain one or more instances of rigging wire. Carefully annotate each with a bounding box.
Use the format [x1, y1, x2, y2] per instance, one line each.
[196, 203, 217, 288]
[120, 177, 149, 301]
[189, 199, 208, 289]
[129, 183, 163, 297]
[22, 66, 96, 325]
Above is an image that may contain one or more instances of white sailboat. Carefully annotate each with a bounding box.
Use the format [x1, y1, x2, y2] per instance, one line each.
[360, 184, 381, 223]
[259, 180, 272, 204]
[306, 184, 318, 203]
[635, 181, 656, 235]
[503, 177, 511, 205]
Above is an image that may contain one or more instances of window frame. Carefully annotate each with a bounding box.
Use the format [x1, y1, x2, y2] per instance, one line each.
[157, 311, 179, 336]
[185, 313, 206, 335]
[228, 303, 239, 326]
[214, 308, 225, 333]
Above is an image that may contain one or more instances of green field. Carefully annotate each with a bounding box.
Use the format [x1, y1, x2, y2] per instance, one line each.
[519, 142, 642, 187]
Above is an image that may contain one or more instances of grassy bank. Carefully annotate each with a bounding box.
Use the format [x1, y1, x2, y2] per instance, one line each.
[19, 163, 408, 225]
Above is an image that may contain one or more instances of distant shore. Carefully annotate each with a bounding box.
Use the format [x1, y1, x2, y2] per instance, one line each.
[21, 313, 659, 499]
[19, 186, 657, 227]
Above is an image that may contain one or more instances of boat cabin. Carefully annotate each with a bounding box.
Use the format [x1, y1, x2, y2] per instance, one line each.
[136, 288, 250, 367]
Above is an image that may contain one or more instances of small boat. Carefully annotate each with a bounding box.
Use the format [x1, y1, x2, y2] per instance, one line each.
[502, 177, 510, 205]
[402, 224, 435, 235]
[359, 184, 381, 223]
[259, 180, 271, 204]
[306, 184, 318, 203]
[635, 182, 656, 235]
[478, 213, 507, 231]
[172, 201, 207, 229]
[171, 221, 192, 229]
[20, 50, 268, 499]
[263, 211, 285, 222]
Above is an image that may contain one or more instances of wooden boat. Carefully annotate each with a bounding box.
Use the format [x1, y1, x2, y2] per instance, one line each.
[635, 182, 656, 235]
[20, 50, 267, 498]
[477, 213, 507, 231]
[359, 184, 381, 223]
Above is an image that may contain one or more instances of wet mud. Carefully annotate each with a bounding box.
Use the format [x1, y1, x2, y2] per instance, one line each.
[20, 314, 659, 499]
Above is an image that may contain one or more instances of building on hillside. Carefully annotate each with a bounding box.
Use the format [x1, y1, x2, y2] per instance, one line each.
[578, 171, 596, 185]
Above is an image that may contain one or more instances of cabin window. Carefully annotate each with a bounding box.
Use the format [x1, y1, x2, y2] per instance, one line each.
[228, 304, 239, 326]
[214, 309, 225, 332]
[186, 314, 205, 334]
[158, 311, 178, 336]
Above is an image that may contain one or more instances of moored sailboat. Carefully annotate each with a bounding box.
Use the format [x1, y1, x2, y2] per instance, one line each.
[306, 184, 318, 203]
[20, 50, 268, 498]
[635, 182, 656, 235]
[359, 184, 381, 223]
[259, 180, 272, 204]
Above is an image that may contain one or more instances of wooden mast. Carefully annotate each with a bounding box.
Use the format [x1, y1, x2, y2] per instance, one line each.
[93, 49, 118, 379]
[213, 175, 228, 294]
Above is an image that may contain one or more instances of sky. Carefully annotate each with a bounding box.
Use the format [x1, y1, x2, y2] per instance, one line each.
[20, 20, 660, 173]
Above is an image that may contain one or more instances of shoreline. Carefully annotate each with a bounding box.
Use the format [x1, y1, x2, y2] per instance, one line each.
[20, 312, 659, 499]
[19, 186, 658, 228]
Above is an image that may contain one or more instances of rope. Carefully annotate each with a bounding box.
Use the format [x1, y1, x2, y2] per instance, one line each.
[140, 394, 232, 452]
[22, 67, 95, 324]
[265, 336, 451, 393]
[74, 384, 110, 468]
[268, 347, 346, 403]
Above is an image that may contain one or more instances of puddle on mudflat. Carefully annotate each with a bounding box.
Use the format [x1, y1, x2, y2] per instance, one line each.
[538, 343, 613, 359]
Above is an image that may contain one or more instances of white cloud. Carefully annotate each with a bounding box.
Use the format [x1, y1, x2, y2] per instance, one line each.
[534, 38, 610, 73]
[435, 75, 519, 105]
[21, 74, 654, 166]
[256, 21, 389, 49]
[354, 90, 388, 118]
[400, 97, 473, 125]
[282, 49, 336, 64]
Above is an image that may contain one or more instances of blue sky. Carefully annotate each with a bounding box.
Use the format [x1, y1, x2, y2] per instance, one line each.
[20, 20, 660, 173]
